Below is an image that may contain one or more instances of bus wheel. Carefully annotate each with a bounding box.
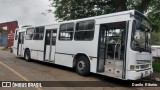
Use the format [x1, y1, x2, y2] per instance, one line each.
[75, 56, 90, 76]
[24, 49, 31, 62]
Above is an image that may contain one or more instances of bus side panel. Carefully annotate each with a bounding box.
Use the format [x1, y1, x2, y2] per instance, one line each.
[90, 25, 99, 73]
[37, 51, 44, 61]
[21, 48, 25, 57]
[55, 32, 99, 73]
[96, 14, 130, 25]
[90, 58, 98, 73]
[24, 40, 44, 60]
[13, 41, 18, 55]
[13, 30, 18, 55]
[55, 40, 98, 73]
[55, 54, 73, 67]
[30, 50, 37, 60]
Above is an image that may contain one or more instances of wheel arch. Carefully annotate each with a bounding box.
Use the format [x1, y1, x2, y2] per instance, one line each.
[24, 48, 30, 56]
[73, 53, 91, 68]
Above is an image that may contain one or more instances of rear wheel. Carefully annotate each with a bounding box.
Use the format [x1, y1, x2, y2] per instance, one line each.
[75, 56, 90, 76]
[24, 49, 31, 62]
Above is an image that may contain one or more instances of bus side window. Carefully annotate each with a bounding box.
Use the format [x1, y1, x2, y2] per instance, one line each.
[25, 28, 34, 40]
[74, 20, 95, 40]
[59, 23, 74, 40]
[33, 26, 45, 40]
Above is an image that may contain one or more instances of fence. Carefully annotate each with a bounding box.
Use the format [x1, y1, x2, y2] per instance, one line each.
[0, 32, 7, 46]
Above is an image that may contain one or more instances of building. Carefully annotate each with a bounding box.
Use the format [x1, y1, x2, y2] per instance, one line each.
[0, 21, 19, 48]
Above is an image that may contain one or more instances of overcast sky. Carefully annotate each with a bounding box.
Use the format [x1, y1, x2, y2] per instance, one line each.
[0, 0, 56, 27]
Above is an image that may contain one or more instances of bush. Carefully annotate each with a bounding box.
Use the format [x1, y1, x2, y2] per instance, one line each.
[152, 59, 160, 72]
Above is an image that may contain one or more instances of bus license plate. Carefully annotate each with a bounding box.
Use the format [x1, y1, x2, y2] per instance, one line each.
[145, 71, 148, 75]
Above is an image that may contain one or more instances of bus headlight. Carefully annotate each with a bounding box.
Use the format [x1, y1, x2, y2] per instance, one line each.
[130, 65, 135, 70]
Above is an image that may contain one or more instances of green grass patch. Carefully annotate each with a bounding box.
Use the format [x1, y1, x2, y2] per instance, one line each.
[152, 59, 160, 72]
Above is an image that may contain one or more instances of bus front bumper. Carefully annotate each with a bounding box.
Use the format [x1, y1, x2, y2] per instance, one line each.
[127, 68, 153, 80]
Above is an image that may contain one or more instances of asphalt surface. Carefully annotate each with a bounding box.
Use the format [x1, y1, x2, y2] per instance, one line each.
[0, 49, 159, 90]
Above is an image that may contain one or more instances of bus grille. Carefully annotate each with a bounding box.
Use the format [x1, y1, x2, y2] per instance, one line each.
[136, 60, 151, 64]
[140, 64, 149, 69]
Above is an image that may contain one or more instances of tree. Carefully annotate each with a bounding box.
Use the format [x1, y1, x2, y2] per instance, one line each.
[151, 32, 160, 45]
[145, 0, 160, 44]
[50, 0, 154, 21]
[147, 0, 160, 32]
[0, 27, 5, 33]
[50, 0, 160, 45]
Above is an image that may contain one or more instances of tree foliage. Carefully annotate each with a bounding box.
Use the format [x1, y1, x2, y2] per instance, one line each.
[151, 32, 160, 45]
[147, 0, 160, 32]
[50, 0, 154, 21]
[50, 0, 160, 44]
[0, 27, 5, 33]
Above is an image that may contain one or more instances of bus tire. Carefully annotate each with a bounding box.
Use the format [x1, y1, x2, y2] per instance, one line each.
[24, 49, 31, 62]
[75, 56, 90, 76]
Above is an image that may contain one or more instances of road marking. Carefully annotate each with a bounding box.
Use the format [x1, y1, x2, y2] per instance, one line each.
[0, 61, 29, 81]
[0, 61, 43, 90]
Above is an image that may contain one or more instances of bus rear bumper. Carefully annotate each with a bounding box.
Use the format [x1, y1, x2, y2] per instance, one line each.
[127, 68, 153, 80]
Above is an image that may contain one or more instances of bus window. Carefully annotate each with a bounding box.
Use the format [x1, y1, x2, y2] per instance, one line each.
[52, 31, 57, 45]
[46, 32, 51, 45]
[33, 26, 45, 40]
[25, 28, 34, 40]
[19, 32, 24, 44]
[75, 20, 95, 40]
[131, 20, 151, 52]
[46, 30, 57, 45]
[59, 23, 74, 40]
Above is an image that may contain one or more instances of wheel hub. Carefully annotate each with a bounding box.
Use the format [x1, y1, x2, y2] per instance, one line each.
[78, 61, 85, 71]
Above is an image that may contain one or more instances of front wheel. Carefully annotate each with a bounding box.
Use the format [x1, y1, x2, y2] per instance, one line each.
[24, 49, 31, 62]
[75, 56, 90, 76]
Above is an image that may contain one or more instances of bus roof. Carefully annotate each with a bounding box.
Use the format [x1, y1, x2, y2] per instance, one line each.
[57, 10, 136, 24]
[28, 10, 137, 27]
[15, 27, 27, 32]
[17, 10, 148, 29]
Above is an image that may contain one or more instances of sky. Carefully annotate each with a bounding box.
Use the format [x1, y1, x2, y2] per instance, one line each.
[0, 0, 56, 27]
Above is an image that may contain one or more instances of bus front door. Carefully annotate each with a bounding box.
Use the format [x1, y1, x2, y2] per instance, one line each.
[44, 29, 57, 62]
[17, 32, 24, 56]
[98, 22, 127, 79]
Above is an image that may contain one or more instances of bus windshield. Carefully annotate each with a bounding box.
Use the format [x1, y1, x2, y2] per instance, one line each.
[131, 20, 151, 52]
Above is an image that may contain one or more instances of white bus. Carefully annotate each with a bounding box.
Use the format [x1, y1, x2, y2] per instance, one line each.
[12, 10, 153, 80]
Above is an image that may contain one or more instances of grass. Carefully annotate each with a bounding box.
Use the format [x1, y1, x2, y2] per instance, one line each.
[152, 59, 160, 72]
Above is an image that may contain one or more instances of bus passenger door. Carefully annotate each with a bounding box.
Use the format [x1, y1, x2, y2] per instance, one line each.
[17, 32, 24, 56]
[44, 29, 57, 62]
[98, 22, 127, 79]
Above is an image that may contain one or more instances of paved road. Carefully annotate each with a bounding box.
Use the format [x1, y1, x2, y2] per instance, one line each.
[0, 50, 159, 90]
